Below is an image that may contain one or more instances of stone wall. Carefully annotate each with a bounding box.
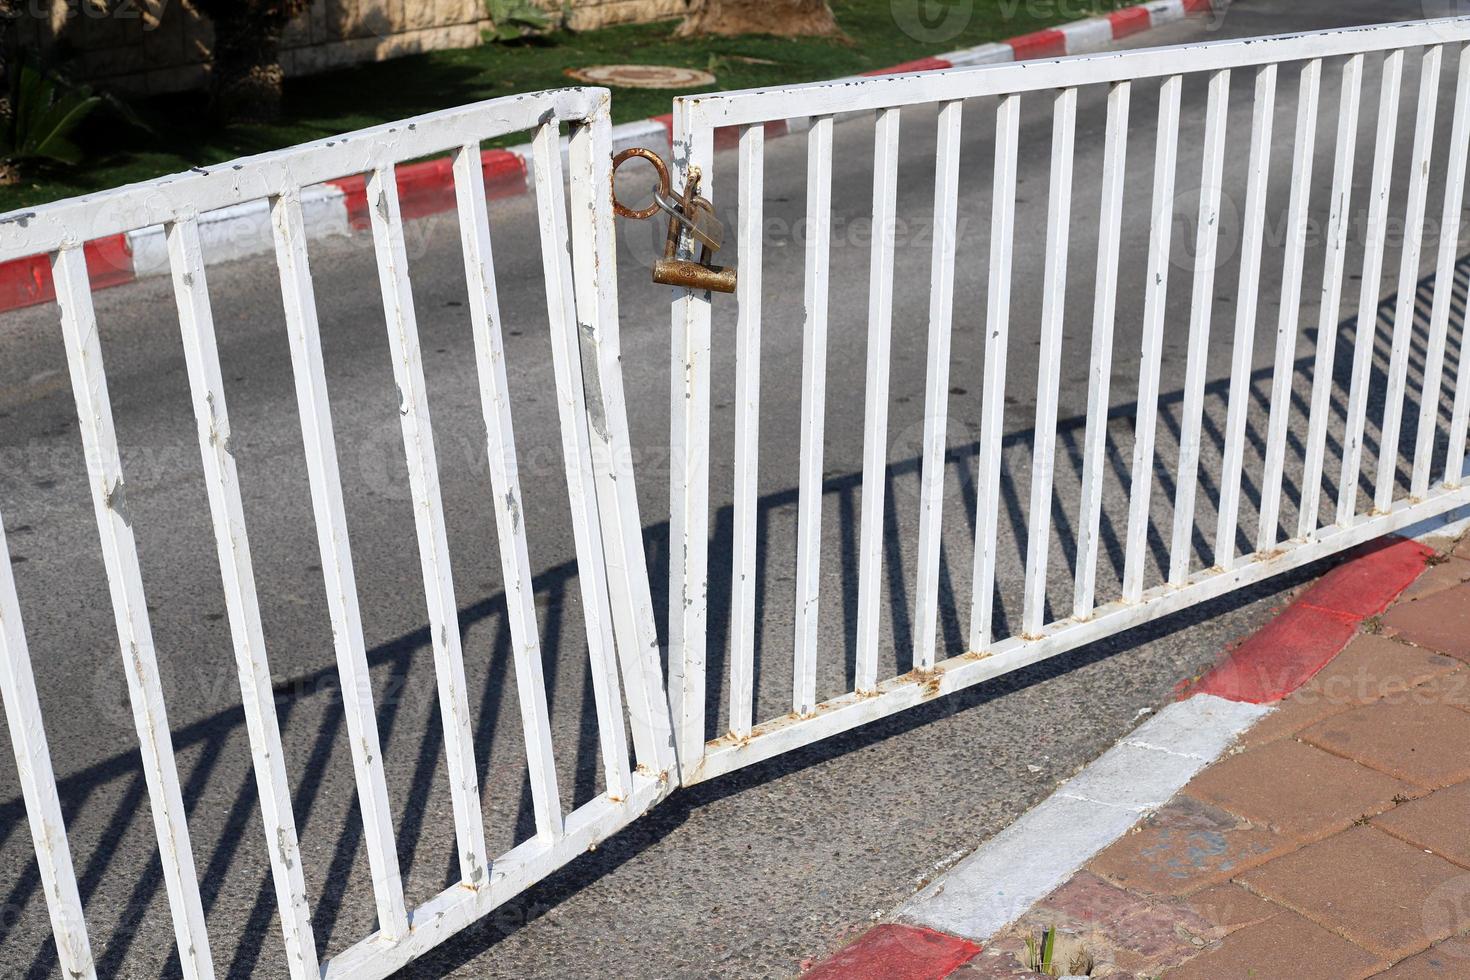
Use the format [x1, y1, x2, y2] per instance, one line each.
[25, 0, 687, 97]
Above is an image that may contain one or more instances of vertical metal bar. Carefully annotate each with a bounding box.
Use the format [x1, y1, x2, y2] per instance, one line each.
[793, 114, 833, 714]
[1074, 80, 1132, 616]
[1437, 48, 1470, 492]
[1339, 49, 1405, 525]
[450, 147, 566, 830]
[668, 102, 715, 768]
[1022, 87, 1077, 635]
[970, 93, 1021, 651]
[730, 122, 764, 735]
[1121, 75, 1182, 603]
[0, 515, 96, 979]
[856, 107, 900, 692]
[1299, 55, 1364, 537]
[364, 164, 491, 876]
[566, 103, 676, 778]
[269, 191, 409, 937]
[1258, 59, 1322, 551]
[1376, 45, 1443, 510]
[914, 99, 964, 669]
[166, 218, 318, 977]
[1446, 277, 1470, 487]
[1169, 69, 1231, 584]
[531, 120, 630, 810]
[1215, 64, 1278, 571]
[51, 245, 216, 978]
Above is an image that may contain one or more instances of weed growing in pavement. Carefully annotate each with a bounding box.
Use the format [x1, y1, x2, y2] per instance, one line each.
[1024, 925, 1095, 977]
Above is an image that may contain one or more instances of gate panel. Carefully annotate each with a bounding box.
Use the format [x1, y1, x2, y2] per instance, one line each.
[668, 18, 1470, 785]
[0, 88, 672, 979]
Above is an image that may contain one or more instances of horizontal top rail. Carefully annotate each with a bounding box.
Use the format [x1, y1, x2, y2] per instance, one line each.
[678, 17, 1470, 130]
[0, 87, 606, 264]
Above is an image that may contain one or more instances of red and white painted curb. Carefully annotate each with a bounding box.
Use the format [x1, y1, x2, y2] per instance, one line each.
[800, 533, 1437, 978]
[0, 0, 1220, 314]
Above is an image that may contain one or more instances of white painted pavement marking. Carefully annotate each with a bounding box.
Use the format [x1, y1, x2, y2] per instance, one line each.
[897, 695, 1269, 943]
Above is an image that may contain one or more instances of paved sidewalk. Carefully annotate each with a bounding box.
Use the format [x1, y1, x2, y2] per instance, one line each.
[962, 534, 1470, 978]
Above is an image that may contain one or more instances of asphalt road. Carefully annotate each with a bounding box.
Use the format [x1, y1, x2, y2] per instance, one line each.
[1, 0, 1467, 976]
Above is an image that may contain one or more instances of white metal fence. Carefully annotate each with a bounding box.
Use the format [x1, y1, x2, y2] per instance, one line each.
[6, 14, 1470, 978]
[667, 17, 1470, 784]
[0, 89, 674, 979]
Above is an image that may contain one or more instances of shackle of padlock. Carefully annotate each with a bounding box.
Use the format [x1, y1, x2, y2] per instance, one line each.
[611, 147, 737, 295]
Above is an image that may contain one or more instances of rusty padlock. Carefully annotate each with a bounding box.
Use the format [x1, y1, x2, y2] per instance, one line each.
[612, 147, 737, 294]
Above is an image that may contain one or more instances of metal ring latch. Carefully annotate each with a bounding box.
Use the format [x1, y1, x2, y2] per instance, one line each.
[610, 147, 670, 220]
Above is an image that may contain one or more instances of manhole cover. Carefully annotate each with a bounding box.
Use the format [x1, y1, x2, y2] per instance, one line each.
[564, 64, 717, 89]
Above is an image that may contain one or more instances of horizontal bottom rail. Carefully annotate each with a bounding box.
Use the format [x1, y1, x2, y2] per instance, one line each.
[684, 486, 1470, 785]
[323, 773, 668, 980]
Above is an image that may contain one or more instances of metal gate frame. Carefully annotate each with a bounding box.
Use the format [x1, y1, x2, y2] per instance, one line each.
[667, 16, 1470, 785]
[8, 14, 1470, 978]
[0, 88, 674, 980]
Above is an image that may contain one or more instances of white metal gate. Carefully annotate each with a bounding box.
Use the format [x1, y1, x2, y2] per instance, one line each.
[667, 16, 1470, 784]
[0, 89, 674, 979]
[6, 14, 1470, 979]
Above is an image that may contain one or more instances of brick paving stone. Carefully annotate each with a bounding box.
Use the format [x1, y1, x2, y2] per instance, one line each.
[1240, 689, 1353, 747]
[1374, 780, 1470, 869]
[1089, 795, 1289, 897]
[1186, 739, 1416, 840]
[1020, 871, 1206, 960]
[1235, 634, 1455, 750]
[1382, 583, 1470, 662]
[1399, 557, 1470, 603]
[1410, 668, 1470, 714]
[985, 871, 1213, 978]
[1301, 698, 1470, 789]
[948, 945, 1031, 979]
[1238, 826, 1470, 959]
[1184, 882, 1280, 932]
[1297, 635, 1463, 708]
[1163, 909, 1383, 980]
[1374, 936, 1470, 977]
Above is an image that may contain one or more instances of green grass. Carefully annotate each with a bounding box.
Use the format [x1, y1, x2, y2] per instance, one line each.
[12, 0, 1135, 212]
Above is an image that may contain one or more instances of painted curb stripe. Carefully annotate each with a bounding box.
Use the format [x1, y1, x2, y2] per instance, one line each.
[1008, 27, 1069, 60]
[1111, 6, 1154, 38]
[863, 56, 955, 77]
[895, 694, 1271, 944]
[0, 0, 1213, 314]
[0, 234, 133, 310]
[1186, 536, 1435, 703]
[331, 148, 526, 230]
[1295, 535, 1436, 617]
[801, 924, 979, 979]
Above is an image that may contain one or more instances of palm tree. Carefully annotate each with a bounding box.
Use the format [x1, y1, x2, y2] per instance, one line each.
[192, 0, 310, 123]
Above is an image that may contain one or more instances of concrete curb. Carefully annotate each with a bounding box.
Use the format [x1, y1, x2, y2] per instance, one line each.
[799, 531, 1435, 978]
[896, 694, 1270, 946]
[0, 0, 1220, 313]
